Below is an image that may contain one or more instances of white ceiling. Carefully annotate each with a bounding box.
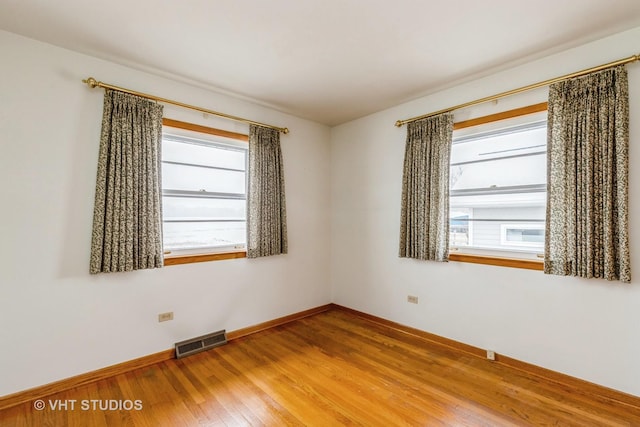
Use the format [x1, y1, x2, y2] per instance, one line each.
[1, 1, 640, 126]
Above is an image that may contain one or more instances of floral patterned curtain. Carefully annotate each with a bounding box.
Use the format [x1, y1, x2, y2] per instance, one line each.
[90, 90, 164, 273]
[399, 113, 453, 261]
[247, 125, 288, 258]
[545, 66, 630, 282]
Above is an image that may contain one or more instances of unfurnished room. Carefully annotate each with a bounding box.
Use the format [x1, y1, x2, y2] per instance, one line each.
[1, 1, 640, 426]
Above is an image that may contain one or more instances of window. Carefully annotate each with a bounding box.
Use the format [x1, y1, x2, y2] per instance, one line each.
[161, 119, 248, 264]
[500, 223, 545, 247]
[449, 104, 547, 266]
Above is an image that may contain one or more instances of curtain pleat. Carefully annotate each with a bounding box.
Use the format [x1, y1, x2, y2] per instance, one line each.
[545, 66, 630, 282]
[399, 113, 453, 261]
[90, 89, 164, 274]
[247, 125, 288, 258]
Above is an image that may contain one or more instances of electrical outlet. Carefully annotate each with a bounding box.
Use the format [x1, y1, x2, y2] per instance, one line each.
[407, 295, 419, 304]
[158, 312, 174, 322]
[486, 350, 496, 361]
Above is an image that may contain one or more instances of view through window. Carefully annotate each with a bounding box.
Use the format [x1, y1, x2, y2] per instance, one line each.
[450, 109, 547, 258]
[162, 125, 248, 255]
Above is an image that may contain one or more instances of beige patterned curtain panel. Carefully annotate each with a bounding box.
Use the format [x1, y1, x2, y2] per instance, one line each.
[247, 124, 288, 258]
[399, 113, 453, 261]
[90, 90, 164, 274]
[545, 66, 630, 283]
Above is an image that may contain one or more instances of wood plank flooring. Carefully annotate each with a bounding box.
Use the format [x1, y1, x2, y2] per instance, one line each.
[2, 309, 639, 426]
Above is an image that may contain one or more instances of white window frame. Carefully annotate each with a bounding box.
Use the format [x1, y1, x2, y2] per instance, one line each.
[500, 223, 545, 248]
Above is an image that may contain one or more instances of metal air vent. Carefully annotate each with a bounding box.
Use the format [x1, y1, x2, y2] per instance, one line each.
[175, 329, 227, 359]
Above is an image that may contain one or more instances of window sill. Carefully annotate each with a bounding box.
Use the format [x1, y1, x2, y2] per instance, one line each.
[164, 251, 247, 266]
[449, 253, 543, 271]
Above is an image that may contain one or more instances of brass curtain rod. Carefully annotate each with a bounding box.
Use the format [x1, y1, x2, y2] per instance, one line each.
[395, 53, 640, 127]
[82, 77, 289, 134]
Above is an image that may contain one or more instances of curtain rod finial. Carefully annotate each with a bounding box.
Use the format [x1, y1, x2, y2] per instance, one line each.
[283, 128, 289, 134]
[83, 77, 99, 88]
[395, 120, 404, 127]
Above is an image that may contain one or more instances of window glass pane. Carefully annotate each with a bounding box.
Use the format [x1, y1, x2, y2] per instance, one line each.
[163, 221, 246, 251]
[163, 197, 245, 220]
[451, 124, 546, 164]
[451, 153, 546, 191]
[449, 115, 547, 254]
[162, 163, 246, 194]
[451, 194, 546, 251]
[163, 137, 246, 170]
[450, 208, 471, 246]
[161, 125, 248, 255]
[506, 227, 544, 243]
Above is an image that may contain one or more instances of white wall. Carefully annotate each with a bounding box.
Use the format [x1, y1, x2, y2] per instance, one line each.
[331, 27, 640, 396]
[0, 30, 331, 396]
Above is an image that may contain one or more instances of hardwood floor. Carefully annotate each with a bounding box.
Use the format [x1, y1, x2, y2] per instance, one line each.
[2, 309, 639, 426]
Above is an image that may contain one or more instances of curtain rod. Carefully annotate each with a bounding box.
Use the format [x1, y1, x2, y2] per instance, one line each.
[395, 53, 640, 128]
[82, 77, 289, 134]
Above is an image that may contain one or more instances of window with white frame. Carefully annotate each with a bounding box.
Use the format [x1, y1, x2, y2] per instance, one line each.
[161, 123, 248, 256]
[449, 108, 547, 259]
[500, 223, 545, 247]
